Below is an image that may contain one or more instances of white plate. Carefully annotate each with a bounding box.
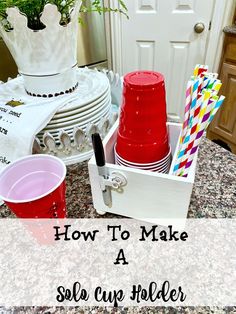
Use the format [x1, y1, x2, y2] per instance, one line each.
[37, 107, 111, 139]
[53, 86, 110, 120]
[43, 102, 111, 131]
[37, 112, 111, 145]
[49, 92, 111, 124]
[45, 97, 111, 129]
[57, 68, 110, 113]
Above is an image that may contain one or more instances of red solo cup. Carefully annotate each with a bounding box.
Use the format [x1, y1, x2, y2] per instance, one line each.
[115, 144, 171, 167]
[116, 134, 169, 163]
[115, 149, 171, 170]
[114, 145, 171, 167]
[119, 71, 168, 143]
[115, 158, 170, 173]
[115, 154, 170, 169]
[116, 71, 169, 163]
[116, 158, 170, 171]
[0, 155, 67, 218]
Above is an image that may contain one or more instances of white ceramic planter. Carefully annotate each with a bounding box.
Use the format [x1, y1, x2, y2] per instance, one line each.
[0, 1, 82, 97]
[88, 121, 198, 228]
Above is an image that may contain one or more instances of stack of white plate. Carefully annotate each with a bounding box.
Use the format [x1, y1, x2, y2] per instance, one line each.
[37, 68, 111, 144]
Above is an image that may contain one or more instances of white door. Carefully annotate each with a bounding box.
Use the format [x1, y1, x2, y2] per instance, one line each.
[112, 0, 215, 122]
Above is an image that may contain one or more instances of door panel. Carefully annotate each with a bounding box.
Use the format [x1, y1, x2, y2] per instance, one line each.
[137, 0, 157, 12]
[136, 41, 155, 70]
[211, 62, 236, 140]
[120, 0, 214, 122]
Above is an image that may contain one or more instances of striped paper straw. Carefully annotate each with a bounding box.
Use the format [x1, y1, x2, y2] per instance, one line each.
[188, 78, 200, 127]
[173, 94, 204, 174]
[193, 64, 208, 77]
[188, 96, 215, 149]
[173, 93, 207, 175]
[177, 78, 199, 156]
[208, 95, 225, 125]
[180, 80, 193, 144]
[198, 65, 208, 77]
[186, 94, 204, 150]
[173, 91, 212, 175]
[212, 80, 222, 94]
[181, 97, 222, 177]
[197, 91, 213, 127]
[206, 78, 217, 90]
[196, 77, 203, 98]
[193, 64, 200, 77]
[201, 72, 218, 91]
[172, 64, 224, 177]
[202, 76, 210, 90]
[178, 79, 200, 142]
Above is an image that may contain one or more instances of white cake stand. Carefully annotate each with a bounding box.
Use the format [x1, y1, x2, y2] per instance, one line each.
[33, 69, 122, 165]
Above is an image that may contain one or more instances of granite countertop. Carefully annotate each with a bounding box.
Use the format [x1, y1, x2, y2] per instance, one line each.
[1, 137, 236, 313]
[1, 136, 236, 219]
[223, 24, 236, 35]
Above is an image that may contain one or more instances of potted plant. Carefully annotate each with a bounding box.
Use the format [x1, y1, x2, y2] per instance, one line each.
[0, 0, 127, 97]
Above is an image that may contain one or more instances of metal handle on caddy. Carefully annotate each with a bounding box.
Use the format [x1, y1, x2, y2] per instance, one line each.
[99, 171, 127, 206]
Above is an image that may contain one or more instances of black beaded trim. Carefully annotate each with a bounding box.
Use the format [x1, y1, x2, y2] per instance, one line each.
[25, 82, 79, 98]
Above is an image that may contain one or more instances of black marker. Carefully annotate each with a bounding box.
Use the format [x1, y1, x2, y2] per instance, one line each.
[91, 133, 112, 207]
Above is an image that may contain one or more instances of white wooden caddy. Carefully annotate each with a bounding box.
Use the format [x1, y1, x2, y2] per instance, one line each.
[88, 121, 198, 228]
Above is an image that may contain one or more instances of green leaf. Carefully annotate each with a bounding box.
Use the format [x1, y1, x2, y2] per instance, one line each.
[0, 0, 128, 29]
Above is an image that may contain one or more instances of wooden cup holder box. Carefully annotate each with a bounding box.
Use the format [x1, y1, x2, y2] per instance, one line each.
[88, 121, 198, 227]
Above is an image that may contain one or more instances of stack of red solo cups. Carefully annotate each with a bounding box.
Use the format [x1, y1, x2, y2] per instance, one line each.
[115, 71, 171, 173]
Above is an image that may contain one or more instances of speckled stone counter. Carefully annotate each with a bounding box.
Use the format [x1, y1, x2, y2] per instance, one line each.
[1, 137, 236, 313]
[223, 24, 236, 35]
[1, 136, 236, 219]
